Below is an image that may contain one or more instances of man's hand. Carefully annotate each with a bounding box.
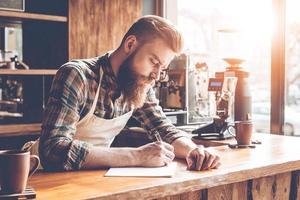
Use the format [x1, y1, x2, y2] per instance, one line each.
[186, 147, 220, 171]
[135, 142, 175, 167]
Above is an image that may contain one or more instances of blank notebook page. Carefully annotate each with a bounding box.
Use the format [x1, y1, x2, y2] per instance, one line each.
[104, 162, 177, 177]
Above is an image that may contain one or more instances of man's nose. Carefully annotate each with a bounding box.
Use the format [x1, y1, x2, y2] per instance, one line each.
[150, 72, 160, 81]
[154, 65, 163, 81]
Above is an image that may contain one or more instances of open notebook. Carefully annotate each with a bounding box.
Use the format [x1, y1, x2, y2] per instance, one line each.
[105, 162, 177, 177]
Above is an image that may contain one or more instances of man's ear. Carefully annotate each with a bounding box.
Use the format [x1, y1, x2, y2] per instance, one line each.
[124, 35, 138, 54]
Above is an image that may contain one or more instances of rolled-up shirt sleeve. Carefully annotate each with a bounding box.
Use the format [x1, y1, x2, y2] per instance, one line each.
[39, 64, 91, 171]
[132, 88, 189, 144]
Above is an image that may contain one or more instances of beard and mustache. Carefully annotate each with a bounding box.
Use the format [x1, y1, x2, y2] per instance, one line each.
[117, 49, 155, 108]
[117, 50, 155, 109]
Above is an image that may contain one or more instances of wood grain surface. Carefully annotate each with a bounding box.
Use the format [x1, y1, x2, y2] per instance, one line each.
[68, 0, 142, 60]
[207, 181, 248, 200]
[250, 172, 291, 200]
[28, 134, 300, 199]
[0, 123, 41, 137]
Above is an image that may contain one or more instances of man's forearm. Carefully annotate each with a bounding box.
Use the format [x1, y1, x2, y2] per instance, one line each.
[171, 137, 199, 159]
[81, 137, 200, 169]
[81, 147, 138, 169]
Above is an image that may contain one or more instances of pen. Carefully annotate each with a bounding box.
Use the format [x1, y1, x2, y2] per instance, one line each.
[153, 131, 162, 142]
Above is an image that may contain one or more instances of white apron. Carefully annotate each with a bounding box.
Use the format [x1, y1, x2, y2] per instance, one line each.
[74, 67, 133, 147]
[24, 67, 133, 164]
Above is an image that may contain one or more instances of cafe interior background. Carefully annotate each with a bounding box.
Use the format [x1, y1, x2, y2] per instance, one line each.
[0, 0, 300, 148]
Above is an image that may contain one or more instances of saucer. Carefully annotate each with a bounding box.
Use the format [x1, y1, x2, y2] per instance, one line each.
[0, 187, 36, 199]
[228, 143, 256, 149]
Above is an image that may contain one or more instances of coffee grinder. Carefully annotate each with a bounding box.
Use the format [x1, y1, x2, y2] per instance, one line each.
[220, 58, 252, 121]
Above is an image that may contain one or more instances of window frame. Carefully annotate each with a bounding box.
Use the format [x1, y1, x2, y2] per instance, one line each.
[271, 0, 285, 135]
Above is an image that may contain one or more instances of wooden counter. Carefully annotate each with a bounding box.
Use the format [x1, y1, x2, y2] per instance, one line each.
[28, 134, 300, 200]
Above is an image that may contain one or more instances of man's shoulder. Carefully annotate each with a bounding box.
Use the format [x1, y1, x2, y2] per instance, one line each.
[58, 56, 102, 80]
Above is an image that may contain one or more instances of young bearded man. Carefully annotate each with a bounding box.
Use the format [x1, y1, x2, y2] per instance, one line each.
[38, 15, 221, 171]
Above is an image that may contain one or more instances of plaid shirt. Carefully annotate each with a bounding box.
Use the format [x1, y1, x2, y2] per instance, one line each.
[39, 53, 188, 171]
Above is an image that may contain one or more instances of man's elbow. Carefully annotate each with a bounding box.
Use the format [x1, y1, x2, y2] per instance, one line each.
[39, 137, 71, 171]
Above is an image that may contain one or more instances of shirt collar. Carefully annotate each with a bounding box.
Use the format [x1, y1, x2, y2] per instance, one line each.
[99, 52, 117, 82]
[98, 53, 120, 100]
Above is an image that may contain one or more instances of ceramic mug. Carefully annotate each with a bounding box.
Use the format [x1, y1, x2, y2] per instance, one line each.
[235, 121, 253, 145]
[0, 150, 39, 194]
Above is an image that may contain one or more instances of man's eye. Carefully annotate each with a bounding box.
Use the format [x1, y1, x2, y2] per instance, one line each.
[161, 66, 167, 71]
[150, 58, 158, 65]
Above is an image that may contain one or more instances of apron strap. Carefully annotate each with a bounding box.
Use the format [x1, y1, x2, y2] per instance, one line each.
[77, 67, 103, 125]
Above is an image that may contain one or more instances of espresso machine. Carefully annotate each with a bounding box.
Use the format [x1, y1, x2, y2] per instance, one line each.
[192, 76, 237, 140]
[154, 54, 187, 125]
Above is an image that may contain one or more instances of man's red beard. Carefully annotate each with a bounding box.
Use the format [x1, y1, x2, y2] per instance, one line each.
[117, 51, 155, 109]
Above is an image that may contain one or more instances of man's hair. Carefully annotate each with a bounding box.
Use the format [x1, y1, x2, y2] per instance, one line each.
[120, 15, 184, 53]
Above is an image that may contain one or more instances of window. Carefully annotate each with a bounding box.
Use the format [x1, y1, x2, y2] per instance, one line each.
[285, 0, 300, 136]
[167, 0, 272, 132]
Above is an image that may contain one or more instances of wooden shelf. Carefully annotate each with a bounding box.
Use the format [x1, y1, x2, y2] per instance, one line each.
[0, 69, 57, 75]
[164, 110, 187, 116]
[0, 123, 41, 137]
[0, 10, 67, 22]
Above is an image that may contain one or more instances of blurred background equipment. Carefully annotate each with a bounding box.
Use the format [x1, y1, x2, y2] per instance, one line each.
[192, 76, 237, 140]
[0, 76, 24, 123]
[218, 58, 252, 122]
[154, 54, 187, 125]
[0, 21, 23, 69]
[0, 0, 24, 12]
